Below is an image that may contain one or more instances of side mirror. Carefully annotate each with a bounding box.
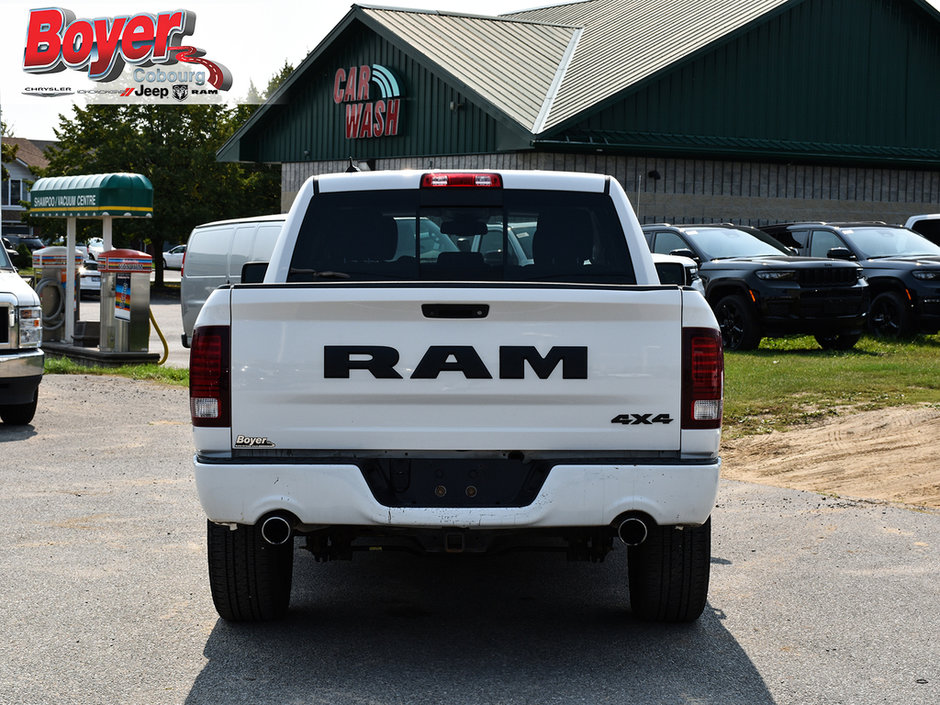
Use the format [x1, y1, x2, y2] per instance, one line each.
[826, 247, 855, 261]
[654, 261, 687, 286]
[241, 261, 269, 283]
[669, 248, 698, 262]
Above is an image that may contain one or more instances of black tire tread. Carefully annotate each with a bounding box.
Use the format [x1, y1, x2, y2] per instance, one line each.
[207, 520, 293, 622]
[714, 295, 761, 350]
[868, 291, 914, 339]
[628, 518, 711, 623]
[0, 390, 38, 425]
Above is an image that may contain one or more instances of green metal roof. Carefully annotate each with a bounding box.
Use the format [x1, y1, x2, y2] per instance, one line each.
[505, 0, 792, 133]
[219, 0, 940, 167]
[360, 7, 579, 132]
[29, 173, 153, 218]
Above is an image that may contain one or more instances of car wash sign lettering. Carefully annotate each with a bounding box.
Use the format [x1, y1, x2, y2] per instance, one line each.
[333, 64, 402, 139]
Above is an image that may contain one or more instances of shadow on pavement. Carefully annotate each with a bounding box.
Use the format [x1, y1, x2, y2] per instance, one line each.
[186, 548, 773, 704]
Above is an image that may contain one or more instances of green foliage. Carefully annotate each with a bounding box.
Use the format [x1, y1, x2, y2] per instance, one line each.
[266, 60, 294, 97]
[1, 119, 16, 182]
[13, 244, 32, 269]
[723, 334, 940, 438]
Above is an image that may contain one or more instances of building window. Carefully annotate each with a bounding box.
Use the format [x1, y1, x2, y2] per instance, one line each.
[2, 179, 24, 207]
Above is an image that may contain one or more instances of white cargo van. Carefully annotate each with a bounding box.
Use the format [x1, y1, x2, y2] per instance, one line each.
[180, 214, 285, 347]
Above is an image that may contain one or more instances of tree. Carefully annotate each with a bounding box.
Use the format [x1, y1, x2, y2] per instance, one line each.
[31, 102, 280, 286]
[1, 120, 17, 186]
[266, 61, 294, 97]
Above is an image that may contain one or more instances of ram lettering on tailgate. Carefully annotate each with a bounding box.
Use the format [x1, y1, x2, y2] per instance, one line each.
[324, 345, 588, 380]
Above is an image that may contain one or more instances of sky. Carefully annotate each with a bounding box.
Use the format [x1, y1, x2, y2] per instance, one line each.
[0, 0, 538, 140]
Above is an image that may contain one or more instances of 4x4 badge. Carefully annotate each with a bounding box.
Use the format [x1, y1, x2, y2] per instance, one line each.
[611, 414, 674, 425]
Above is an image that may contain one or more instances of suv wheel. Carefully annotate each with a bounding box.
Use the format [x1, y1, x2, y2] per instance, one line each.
[207, 520, 294, 621]
[815, 333, 861, 350]
[0, 390, 38, 425]
[869, 292, 913, 338]
[628, 518, 711, 622]
[714, 295, 761, 350]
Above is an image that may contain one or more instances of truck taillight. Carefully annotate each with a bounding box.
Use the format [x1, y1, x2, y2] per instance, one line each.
[682, 328, 723, 429]
[190, 325, 231, 427]
[420, 172, 503, 188]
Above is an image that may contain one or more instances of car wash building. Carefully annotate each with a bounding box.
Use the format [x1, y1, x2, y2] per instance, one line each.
[219, 0, 940, 225]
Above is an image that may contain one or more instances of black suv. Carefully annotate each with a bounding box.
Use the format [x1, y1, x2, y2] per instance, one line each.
[761, 222, 940, 338]
[2, 234, 45, 252]
[643, 224, 868, 350]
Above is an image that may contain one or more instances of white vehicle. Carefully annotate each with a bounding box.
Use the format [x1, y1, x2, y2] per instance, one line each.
[162, 244, 186, 270]
[86, 237, 104, 260]
[78, 259, 101, 298]
[904, 214, 940, 246]
[0, 245, 43, 424]
[180, 214, 284, 347]
[190, 170, 724, 623]
[651, 252, 705, 294]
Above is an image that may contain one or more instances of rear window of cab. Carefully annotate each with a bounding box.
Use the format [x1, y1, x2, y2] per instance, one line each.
[289, 188, 635, 284]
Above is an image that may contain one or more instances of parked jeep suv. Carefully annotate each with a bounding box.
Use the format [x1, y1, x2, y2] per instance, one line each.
[0, 243, 43, 424]
[761, 222, 940, 338]
[643, 224, 868, 350]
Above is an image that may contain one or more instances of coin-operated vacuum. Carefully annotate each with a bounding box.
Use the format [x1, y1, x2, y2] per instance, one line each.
[98, 249, 153, 352]
[31, 246, 82, 343]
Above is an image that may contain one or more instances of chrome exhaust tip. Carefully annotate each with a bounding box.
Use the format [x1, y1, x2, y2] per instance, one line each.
[617, 516, 648, 546]
[260, 514, 294, 545]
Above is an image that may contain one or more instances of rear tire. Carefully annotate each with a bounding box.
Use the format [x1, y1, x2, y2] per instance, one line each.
[628, 518, 711, 622]
[714, 295, 761, 350]
[0, 390, 38, 425]
[207, 520, 294, 621]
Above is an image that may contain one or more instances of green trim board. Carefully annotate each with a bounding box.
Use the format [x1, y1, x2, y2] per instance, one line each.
[29, 173, 153, 218]
[536, 130, 940, 168]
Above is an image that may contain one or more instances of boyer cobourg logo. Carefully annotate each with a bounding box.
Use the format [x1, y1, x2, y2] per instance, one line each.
[22, 7, 232, 96]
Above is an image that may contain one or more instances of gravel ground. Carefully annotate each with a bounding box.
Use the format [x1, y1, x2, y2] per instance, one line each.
[0, 375, 937, 705]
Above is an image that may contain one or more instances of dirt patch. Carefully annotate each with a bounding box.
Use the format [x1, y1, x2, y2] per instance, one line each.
[721, 405, 940, 509]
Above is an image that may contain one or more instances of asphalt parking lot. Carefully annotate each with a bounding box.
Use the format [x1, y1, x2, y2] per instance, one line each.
[1, 374, 937, 705]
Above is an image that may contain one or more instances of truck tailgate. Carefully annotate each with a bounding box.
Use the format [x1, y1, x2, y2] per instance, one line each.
[228, 285, 683, 452]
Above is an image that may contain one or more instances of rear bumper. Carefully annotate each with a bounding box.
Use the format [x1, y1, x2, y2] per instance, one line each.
[194, 459, 721, 529]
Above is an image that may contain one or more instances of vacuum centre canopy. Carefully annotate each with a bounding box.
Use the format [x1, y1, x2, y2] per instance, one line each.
[29, 173, 153, 218]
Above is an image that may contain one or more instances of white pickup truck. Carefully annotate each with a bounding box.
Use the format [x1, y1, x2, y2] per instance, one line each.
[190, 170, 723, 623]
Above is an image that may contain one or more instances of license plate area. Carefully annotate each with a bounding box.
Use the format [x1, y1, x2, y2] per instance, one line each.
[359, 457, 550, 508]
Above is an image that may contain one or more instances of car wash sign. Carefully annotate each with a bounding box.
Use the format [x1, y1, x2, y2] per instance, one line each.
[333, 64, 402, 139]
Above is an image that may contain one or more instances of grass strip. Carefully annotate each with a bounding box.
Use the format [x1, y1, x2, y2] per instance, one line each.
[45, 356, 189, 387]
[724, 334, 940, 438]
